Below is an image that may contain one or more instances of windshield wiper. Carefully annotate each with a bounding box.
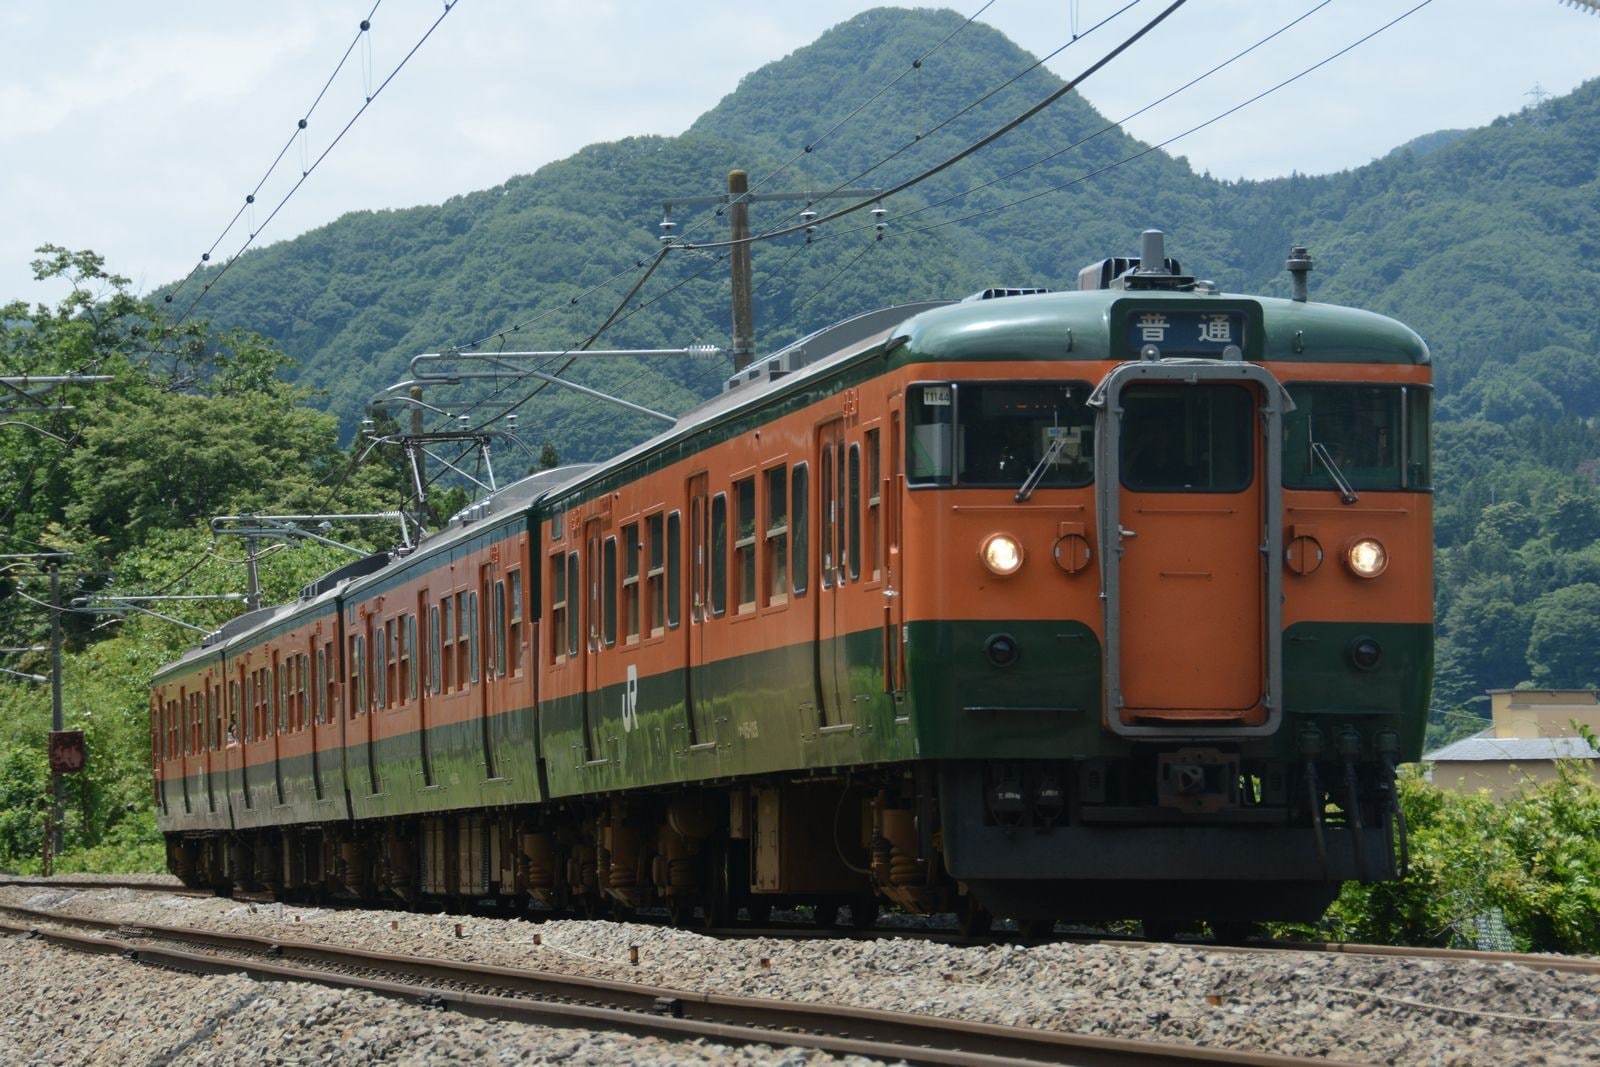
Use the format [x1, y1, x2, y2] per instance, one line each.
[1014, 434, 1069, 503]
[1310, 441, 1359, 505]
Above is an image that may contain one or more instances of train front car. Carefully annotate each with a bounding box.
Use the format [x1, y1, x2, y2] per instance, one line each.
[898, 233, 1431, 927]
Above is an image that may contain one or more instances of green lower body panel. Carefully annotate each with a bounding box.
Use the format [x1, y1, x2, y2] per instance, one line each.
[903, 619, 1106, 760]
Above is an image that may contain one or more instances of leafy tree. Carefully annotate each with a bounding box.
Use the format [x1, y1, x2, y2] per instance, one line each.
[1526, 584, 1600, 688]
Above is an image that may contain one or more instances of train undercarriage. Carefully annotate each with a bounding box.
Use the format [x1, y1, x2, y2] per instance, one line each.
[167, 753, 1402, 934]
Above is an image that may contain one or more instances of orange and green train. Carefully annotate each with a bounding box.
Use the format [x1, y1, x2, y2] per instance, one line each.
[152, 231, 1431, 930]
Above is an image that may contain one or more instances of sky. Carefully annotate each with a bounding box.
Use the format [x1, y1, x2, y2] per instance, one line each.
[2, 0, 1598, 306]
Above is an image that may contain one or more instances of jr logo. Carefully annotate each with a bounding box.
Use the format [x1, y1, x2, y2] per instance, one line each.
[620, 664, 639, 732]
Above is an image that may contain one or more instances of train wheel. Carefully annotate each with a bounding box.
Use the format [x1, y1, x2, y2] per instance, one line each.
[813, 902, 839, 929]
[849, 896, 880, 931]
[957, 900, 992, 937]
[667, 896, 696, 928]
[744, 900, 772, 926]
[1017, 918, 1055, 939]
[700, 845, 733, 929]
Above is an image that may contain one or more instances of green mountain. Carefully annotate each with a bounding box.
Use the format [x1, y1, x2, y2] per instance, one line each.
[160, 7, 1600, 721]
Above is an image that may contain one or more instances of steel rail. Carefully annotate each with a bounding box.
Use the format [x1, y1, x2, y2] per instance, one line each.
[0, 904, 1343, 1067]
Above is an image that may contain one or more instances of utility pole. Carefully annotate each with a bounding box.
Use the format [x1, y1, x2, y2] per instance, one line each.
[1, 552, 74, 868]
[661, 178, 883, 373]
[728, 171, 755, 371]
[48, 565, 64, 861]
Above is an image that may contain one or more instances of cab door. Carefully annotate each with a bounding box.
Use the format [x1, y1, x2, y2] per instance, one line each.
[1095, 363, 1287, 737]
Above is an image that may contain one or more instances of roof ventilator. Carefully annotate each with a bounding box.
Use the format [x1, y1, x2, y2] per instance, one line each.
[961, 287, 1050, 302]
[1078, 229, 1195, 292]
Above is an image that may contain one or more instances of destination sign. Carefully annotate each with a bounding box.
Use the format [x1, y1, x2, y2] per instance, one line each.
[1125, 309, 1246, 358]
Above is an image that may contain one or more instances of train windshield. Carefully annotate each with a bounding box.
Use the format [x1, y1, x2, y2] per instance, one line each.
[1282, 384, 1431, 491]
[1119, 385, 1253, 493]
[907, 381, 1094, 488]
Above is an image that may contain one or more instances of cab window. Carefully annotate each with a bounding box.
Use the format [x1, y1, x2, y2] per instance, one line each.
[907, 381, 1094, 488]
[1283, 383, 1431, 491]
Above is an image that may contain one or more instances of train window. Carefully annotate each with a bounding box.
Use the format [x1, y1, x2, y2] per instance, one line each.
[847, 444, 862, 582]
[907, 381, 1094, 488]
[467, 591, 480, 684]
[393, 617, 406, 700]
[268, 664, 281, 736]
[1282, 383, 1431, 491]
[441, 596, 455, 690]
[733, 476, 757, 613]
[299, 653, 310, 729]
[865, 430, 881, 580]
[352, 638, 362, 714]
[820, 445, 835, 587]
[646, 515, 665, 635]
[566, 553, 580, 655]
[508, 571, 524, 674]
[315, 648, 326, 723]
[406, 614, 419, 697]
[429, 605, 442, 689]
[389, 620, 401, 707]
[549, 555, 567, 664]
[622, 523, 640, 642]
[710, 493, 728, 617]
[603, 537, 618, 646]
[766, 466, 788, 605]
[792, 463, 809, 596]
[324, 642, 336, 721]
[493, 582, 508, 677]
[1120, 385, 1251, 493]
[666, 512, 681, 629]
[374, 623, 387, 709]
[229, 681, 239, 742]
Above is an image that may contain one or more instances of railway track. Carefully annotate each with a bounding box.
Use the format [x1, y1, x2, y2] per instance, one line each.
[4, 877, 1595, 980]
[0, 899, 1348, 1067]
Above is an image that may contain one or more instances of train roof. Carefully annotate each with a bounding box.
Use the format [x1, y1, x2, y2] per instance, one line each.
[335, 462, 599, 601]
[892, 287, 1431, 367]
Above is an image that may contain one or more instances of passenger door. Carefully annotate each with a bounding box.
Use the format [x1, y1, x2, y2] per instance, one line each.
[1096, 364, 1287, 736]
[815, 419, 852, 728]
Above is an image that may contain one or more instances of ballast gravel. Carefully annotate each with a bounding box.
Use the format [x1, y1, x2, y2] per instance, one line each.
[2, 878, 1598, 1065]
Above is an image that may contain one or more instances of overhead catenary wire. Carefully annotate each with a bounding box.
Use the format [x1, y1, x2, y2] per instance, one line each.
[344, 0, 1426, 518]
[744, 0, 998, 199]
[822, 0, 1337, 239]
[163, 1, 385, 311]
[168, 2, 462, 327]
[863, 0, 1437, 245]
[679, 0, 1188, 253]
[458, 0, 1431, 473]
[423, 1, 1112, 433]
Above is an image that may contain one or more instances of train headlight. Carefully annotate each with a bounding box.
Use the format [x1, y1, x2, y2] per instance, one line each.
[980, 533, 1024, 576]
[1345, 538, 1388, 578]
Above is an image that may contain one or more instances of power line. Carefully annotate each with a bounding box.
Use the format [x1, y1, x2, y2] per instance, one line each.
[830, 0, 1335, 238]
[838, 1, 1438, 245]
[162, 2, 384, 311]
[166, 2, 462, 326]
[680, 0, 1188, 253]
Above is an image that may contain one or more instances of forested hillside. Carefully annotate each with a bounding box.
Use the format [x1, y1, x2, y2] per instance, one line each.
[4, 7, 1600, 881]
